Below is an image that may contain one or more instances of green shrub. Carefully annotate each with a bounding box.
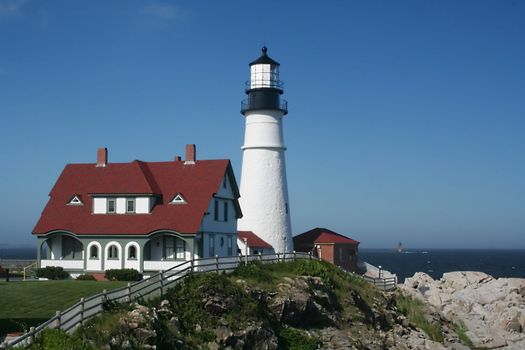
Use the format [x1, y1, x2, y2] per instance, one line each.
[76, 274, 96, 281]
[278, 326, 321, 350]
[104, 268, 142, 281]
[35, 266, 70, 280]
[27, 328, 93, 350]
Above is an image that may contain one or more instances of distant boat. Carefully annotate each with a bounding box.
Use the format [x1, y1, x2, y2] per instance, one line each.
[397, 241, 403, 253]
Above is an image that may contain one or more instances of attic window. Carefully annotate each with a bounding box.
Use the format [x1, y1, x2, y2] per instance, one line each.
[170, 194, 187, 205]
[68, 195, 83, 206]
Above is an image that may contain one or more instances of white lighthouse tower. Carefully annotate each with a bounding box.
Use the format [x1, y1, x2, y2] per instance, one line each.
[237, 47, 293, 253]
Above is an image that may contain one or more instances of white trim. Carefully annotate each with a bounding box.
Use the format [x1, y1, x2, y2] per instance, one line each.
[170, 193, 187, 204]
[105, 241, 122, 260]
[87, 241, 102, 260]
[125, 241, 140, 260]
[67, 195, 83, 205]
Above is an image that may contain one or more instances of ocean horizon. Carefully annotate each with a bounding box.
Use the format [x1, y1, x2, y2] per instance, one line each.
[1, 246, 524, 283]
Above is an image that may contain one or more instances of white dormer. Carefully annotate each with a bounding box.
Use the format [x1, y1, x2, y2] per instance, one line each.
[93, 196, 154, 214]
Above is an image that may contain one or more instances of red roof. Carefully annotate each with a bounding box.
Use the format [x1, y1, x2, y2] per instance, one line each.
[33, 159, 240, 235]
[237, 231, 273, 249]
[293, 228, 359, 245]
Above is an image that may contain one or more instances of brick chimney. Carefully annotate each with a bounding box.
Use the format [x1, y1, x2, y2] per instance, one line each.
[96, 147, 108, 167]
[174, 156, 182, 161]
[185, 144, 196, 164]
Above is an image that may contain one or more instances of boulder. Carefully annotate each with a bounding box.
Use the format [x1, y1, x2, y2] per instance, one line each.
[401, 271, 525, 349]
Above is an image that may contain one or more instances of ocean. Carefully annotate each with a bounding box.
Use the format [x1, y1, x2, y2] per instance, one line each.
[1, 247, 524, 283]
[360, 248, 525, 283]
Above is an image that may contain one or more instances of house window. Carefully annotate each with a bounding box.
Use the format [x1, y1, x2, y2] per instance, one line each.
[165, 237, 174, 259]
[128, 245, 137, 259]
[214, 200, 219, 221]
[176, 239, 185, 259]
[209, 236, 215, 256]
[90, 245, 99, 259]
[223, 176, 227, 189]
[126, 199, 135, 213]
[223, 202, 228, 222]
[227, 236, 233, 256]
[108, 245, 119, 259]
[107, 199, 116, 213]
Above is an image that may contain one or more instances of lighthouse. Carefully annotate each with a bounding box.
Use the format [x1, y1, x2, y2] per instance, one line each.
[237, 47, 293, 253]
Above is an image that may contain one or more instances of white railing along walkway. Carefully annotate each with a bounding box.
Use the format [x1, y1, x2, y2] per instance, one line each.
[0, 252, 311, 349]
[0, 253, 396, 348]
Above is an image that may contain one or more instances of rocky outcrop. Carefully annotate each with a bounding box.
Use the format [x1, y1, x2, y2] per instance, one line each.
[266, 276, 340, 328]
[402, 271, 525, 349]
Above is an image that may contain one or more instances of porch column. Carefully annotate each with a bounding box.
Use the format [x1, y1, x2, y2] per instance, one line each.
[186, 237, 195, 261]
[36, 238, 42, 269]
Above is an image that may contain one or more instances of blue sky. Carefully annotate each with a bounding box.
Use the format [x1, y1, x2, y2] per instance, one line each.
[0, 0, 524, 249]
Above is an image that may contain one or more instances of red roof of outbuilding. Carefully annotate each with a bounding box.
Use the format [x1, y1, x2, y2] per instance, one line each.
[237, 231, 273, 249]
[33, 159, 240, 236]
[293, 228, 359, 245]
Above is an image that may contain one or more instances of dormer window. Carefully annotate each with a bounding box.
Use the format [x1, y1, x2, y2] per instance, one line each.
[170, 193, 187, 204]
[107, 198, 116, 213]
[68, 195, 83, 206]
[93, 196, 152, 214]
[126, 198, 135, 213]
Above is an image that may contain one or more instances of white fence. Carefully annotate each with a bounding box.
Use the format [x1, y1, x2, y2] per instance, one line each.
[0, 252, 311, 349]
[1, 253, 396, 348]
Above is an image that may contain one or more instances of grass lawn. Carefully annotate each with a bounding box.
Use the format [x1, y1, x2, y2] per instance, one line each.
[0, 280, 127, 334]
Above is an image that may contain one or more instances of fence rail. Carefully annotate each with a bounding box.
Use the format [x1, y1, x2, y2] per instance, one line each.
[363, 275, 398, 291]
[0, 252, 395, 348]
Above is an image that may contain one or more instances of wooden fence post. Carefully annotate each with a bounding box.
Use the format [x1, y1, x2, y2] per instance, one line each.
[277, 252, 280, 263]
[127, 283, 132, 302]
[309, 252, 312, 260]
[102, 289, 107, 305]
[54, 310, 61, 329]
[80, 297, 85, 326]
[28, 326, 35, 345]
[258, 252, 262, 261]
[160, 271, 164, 296]
[215, 255, 219, 274]
[293, 251, 296, 261]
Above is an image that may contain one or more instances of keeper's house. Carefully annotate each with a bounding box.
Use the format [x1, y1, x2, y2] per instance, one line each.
[32, 145, 241, 278]
[293, 228, 359, 272]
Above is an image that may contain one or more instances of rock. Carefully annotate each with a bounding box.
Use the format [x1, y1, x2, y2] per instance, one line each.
[268, 277, 339, 328]
[401, 271, 525, 349]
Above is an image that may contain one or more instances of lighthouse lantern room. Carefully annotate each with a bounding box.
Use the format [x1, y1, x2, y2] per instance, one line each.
[238, 47, 293, 254]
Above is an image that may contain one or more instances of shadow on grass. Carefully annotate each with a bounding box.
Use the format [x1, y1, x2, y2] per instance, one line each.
[0, 318, 48, 335]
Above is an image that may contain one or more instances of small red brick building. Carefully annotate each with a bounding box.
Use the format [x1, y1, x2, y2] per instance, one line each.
[293, 228, 359, 272]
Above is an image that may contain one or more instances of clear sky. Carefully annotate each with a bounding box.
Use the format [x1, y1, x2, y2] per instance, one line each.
[1, 0, 524, 249]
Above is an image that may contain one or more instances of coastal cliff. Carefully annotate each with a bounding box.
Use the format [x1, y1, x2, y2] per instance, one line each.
[27, 261, 524, 349]
[401, 271, 525, 349]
